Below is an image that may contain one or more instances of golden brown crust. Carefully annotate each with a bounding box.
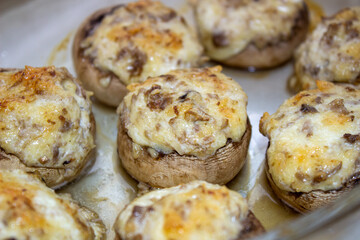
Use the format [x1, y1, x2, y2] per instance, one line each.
[0, 67, 96, 189]
[0, 113, 96, 188]
[265, 150, 360, 213]
[221, 3, 309, 69]
[72, 5, 128, 107]
[117, 109, 251, 188]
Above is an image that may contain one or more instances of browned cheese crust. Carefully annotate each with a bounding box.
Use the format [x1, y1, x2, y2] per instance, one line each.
[117, 114, 251, 188]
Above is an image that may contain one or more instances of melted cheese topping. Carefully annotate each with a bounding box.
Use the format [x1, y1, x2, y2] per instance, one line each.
[260, 81, 360, 192]
[119, 66, 248, 159]
[0, 170, 99, 239]
[292, 7, 360, 91]
[194, 0, 305, 60]
[81, 0, 203, 86]
[0, 66, 94, 168]
[115, 181, 249, 240]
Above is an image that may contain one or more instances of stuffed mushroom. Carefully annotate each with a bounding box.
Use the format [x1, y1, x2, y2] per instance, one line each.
[289, 7, 360, 92]
[193, 0, 309, 69]
[0, 66, 95, 188]
[260, 81, 360, 212]
[73, 0, 204, 107]
[117, 66, 251, 188]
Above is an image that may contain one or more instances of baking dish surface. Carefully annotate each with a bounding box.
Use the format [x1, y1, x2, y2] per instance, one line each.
[1, 1, 359, 239]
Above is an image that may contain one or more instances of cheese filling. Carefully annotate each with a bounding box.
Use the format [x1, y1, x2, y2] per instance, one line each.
[194, 0, 305, 60]
[119, 66, 248, 159]
[260, 81, 360, 192]
[293, 7, 360, 90]
[116, 181, 249, 240]
[0, 170, 95, 239]
[81, 0, 203, 86]
[0, 66, 94, 169]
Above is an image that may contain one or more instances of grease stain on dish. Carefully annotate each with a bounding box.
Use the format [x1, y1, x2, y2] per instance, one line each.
[47, 31, 73, 66]
[248, 165, 299, 230]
